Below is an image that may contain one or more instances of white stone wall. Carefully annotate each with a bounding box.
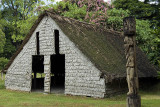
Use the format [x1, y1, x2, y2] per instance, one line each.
[44, 56, 51, 93]
[5, 16, 106, 98]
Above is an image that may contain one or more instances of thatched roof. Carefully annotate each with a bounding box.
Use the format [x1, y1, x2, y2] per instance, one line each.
[3, 11, 157, 79]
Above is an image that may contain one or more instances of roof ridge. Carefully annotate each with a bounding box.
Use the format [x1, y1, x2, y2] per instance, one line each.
[45, 10, 123, 36]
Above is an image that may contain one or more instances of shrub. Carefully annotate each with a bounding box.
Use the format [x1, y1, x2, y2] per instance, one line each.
[0, 57, 8, 71]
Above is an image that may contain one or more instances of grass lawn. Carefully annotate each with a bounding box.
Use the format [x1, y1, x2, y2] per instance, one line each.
[0, 74, 160, 107]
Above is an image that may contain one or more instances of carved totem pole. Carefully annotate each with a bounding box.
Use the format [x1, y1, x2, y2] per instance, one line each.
[123, 17, 141, 107]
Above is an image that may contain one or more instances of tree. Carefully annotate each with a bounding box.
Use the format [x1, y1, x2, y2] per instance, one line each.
[113, 0, 160, 27]
[0, 0, 44, 59]
[0, 0, 49, 69]
[113, 0, 160, 66]
[136, 19, 157, 63]
[0, 27, 5, 53]
[0, 0, 40, 47]
[0, 57, 8, 70]
[113, 0, 155, 20]
[0, 12, 6, 53]
[44, 0, 112, 27]
[150, 27, 160, 65]
[106, 8, 130, 30]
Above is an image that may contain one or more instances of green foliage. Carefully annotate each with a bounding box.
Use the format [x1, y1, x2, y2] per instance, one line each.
[0, 0, 40, 59]
[0, 28, 5, 53]
[0, 0, 40, 44]
[150, 27, 160, 65]
[107, 8, 130, 30]
[45, 0, 123, 28]
[0, 57, 8, 70]
[113, 0, 160, 67]
[113, 0, 154, 19]
[62, 3, 87, 21]
[135, 19, 160, 65]
[11, 15, 38, 42]
[41, 0, 112, 26]
[53, 1, 70, 12]
[136, 20, 153, 48]
[42, 1, 87, 21]
[0, 13, 6, 53]
[1, 39, 16, 58]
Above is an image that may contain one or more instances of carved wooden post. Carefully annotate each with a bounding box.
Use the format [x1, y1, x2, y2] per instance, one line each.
[123, 17, 141, 107]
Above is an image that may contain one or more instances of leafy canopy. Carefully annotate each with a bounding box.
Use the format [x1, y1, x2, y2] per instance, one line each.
[0, 12, 6, 53]
[0, 0, 41, 43]
[113, 0, 160, 66]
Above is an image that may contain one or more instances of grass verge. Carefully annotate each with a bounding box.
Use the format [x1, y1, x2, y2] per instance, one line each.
[0, 74, 160, 107]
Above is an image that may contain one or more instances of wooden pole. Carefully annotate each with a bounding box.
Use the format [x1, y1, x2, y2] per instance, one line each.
[123, 17, 141, 107]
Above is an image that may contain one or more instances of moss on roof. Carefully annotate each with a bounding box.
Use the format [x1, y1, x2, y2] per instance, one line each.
[3, 11, 157, 79]
[49, 12, 157, 78]
[55, 19, 125, 76]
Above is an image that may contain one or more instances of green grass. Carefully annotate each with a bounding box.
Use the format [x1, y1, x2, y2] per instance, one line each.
[0, 74, 160, 107]
[32, 73, 54, 78]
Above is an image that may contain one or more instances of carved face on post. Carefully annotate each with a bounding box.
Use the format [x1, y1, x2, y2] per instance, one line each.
[123, 17, 136, 36]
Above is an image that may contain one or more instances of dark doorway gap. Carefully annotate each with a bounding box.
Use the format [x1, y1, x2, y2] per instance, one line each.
[31, 55, 44, 91]
[50, 30, 65, 93]
[31, 31, 44, 91]
[51, 54, 65, 87]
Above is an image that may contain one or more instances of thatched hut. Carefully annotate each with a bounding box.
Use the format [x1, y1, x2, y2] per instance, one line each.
[2, 11, 157, 98]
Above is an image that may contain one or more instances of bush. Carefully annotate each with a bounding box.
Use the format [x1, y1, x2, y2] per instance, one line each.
[0, 57, 8, 71]
[107, 8, 130, 30]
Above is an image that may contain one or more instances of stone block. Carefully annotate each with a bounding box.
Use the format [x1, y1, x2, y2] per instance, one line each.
[44, 56, 50, 65]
